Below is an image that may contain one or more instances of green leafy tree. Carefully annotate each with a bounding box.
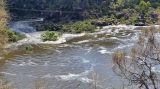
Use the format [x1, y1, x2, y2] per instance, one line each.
[139, 0, 151, 13]
[63, 21, 96, 33]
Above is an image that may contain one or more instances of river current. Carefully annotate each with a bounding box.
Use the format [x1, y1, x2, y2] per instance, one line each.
[0, 19, 154, 89]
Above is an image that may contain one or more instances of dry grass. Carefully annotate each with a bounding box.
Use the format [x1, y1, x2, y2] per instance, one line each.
[34, 79, 48, 89]
[0, 82, 15, 89]
[112, 51, 126, 65]
[112, 25, 160, 89]
[0, 0, 8, 48]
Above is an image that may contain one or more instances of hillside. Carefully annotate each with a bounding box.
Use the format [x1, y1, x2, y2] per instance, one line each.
[7, 0, 160, 23]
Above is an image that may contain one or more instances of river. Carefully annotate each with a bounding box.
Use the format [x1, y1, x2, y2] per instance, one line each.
[0, 19, 151, 89]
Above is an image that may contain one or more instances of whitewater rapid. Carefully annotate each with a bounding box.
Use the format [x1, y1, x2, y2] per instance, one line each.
[3, 18, 160, 89]
[9, 18, 160, 48]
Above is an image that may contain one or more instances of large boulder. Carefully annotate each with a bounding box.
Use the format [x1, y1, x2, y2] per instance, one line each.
[135, 22, 146, 26]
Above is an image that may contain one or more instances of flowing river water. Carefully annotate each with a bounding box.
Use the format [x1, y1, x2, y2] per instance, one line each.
[0, 19, 156, 89]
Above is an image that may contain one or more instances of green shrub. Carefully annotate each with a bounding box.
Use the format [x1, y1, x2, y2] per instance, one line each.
[98, 16, 114, 23]
[41, 31, 60, 41]
[24, 45, 33, 51]
[63, 20, 96, 33]
[3, 28, 25, 42]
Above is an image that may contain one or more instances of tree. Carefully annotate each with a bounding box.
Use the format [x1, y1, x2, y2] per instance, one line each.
[112, 27, 160, 89]
[139, 0, 151, 13]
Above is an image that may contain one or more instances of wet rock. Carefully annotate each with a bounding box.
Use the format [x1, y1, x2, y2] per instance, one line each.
[135, 22, 146, 26]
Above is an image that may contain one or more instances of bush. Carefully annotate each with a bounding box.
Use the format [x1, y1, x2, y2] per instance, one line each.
[62, 20, 96, 33]
[41, 31, 60, 41]
[0, 0, 9, 47]
[24, 45, 33, 51]
[2, 28, 25, 42]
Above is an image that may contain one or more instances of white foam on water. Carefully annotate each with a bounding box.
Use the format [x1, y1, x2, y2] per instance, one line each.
[113, 43, 134, 51]
[55, 58, 95, 83]
[99, 46, 106, 50]
[18, 62, 26, 66]
[102, 25, 138, 31]
[151, 67, 157, 72]
[110, 37, 121, 41]
[59, 44, 71, 47]
[57, 74, 92, 83]
[8, 32, 88, 48]
[126, 56, 131, 59]
[62, 33, 86, 38]
[85, 47, 93, 53]
[82, 58, 90, 63]
[55, 65, 94, 83]
[106, 29, 113, 33]
[98, 46, 113, 54]
[28, 60, 38, 66]
[152, 65, 160, 73]
[119, 33, 132, 38]
[155, 33, 160, 43]
[56, 73, 81, 80]
[41, 74, 53, 79]
[10, 20, 159, 48]
[43, 61, 49, 66]
[1, 72, 16, 76]
[27, 75, 38, 78]
[55, 50, 62, 54]
[79, 77, 93, 83]
[9, 32, 66, 47]
[58, 63, 66, 67]
[12, 24, 142, 47]
[98, 50, 113, 54]
[12, 60, 38, 66]
[74, 40, 90, 44]
[98, 50, 108, 54]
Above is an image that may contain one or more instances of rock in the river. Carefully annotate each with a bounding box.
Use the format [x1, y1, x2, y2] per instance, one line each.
[135, 22, 146, 26]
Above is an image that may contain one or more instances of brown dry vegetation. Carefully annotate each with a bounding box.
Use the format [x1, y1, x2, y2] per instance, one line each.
[0, 82, 15, 89]
[112, 26, 160, 89]
[0, 0, 8, 48]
